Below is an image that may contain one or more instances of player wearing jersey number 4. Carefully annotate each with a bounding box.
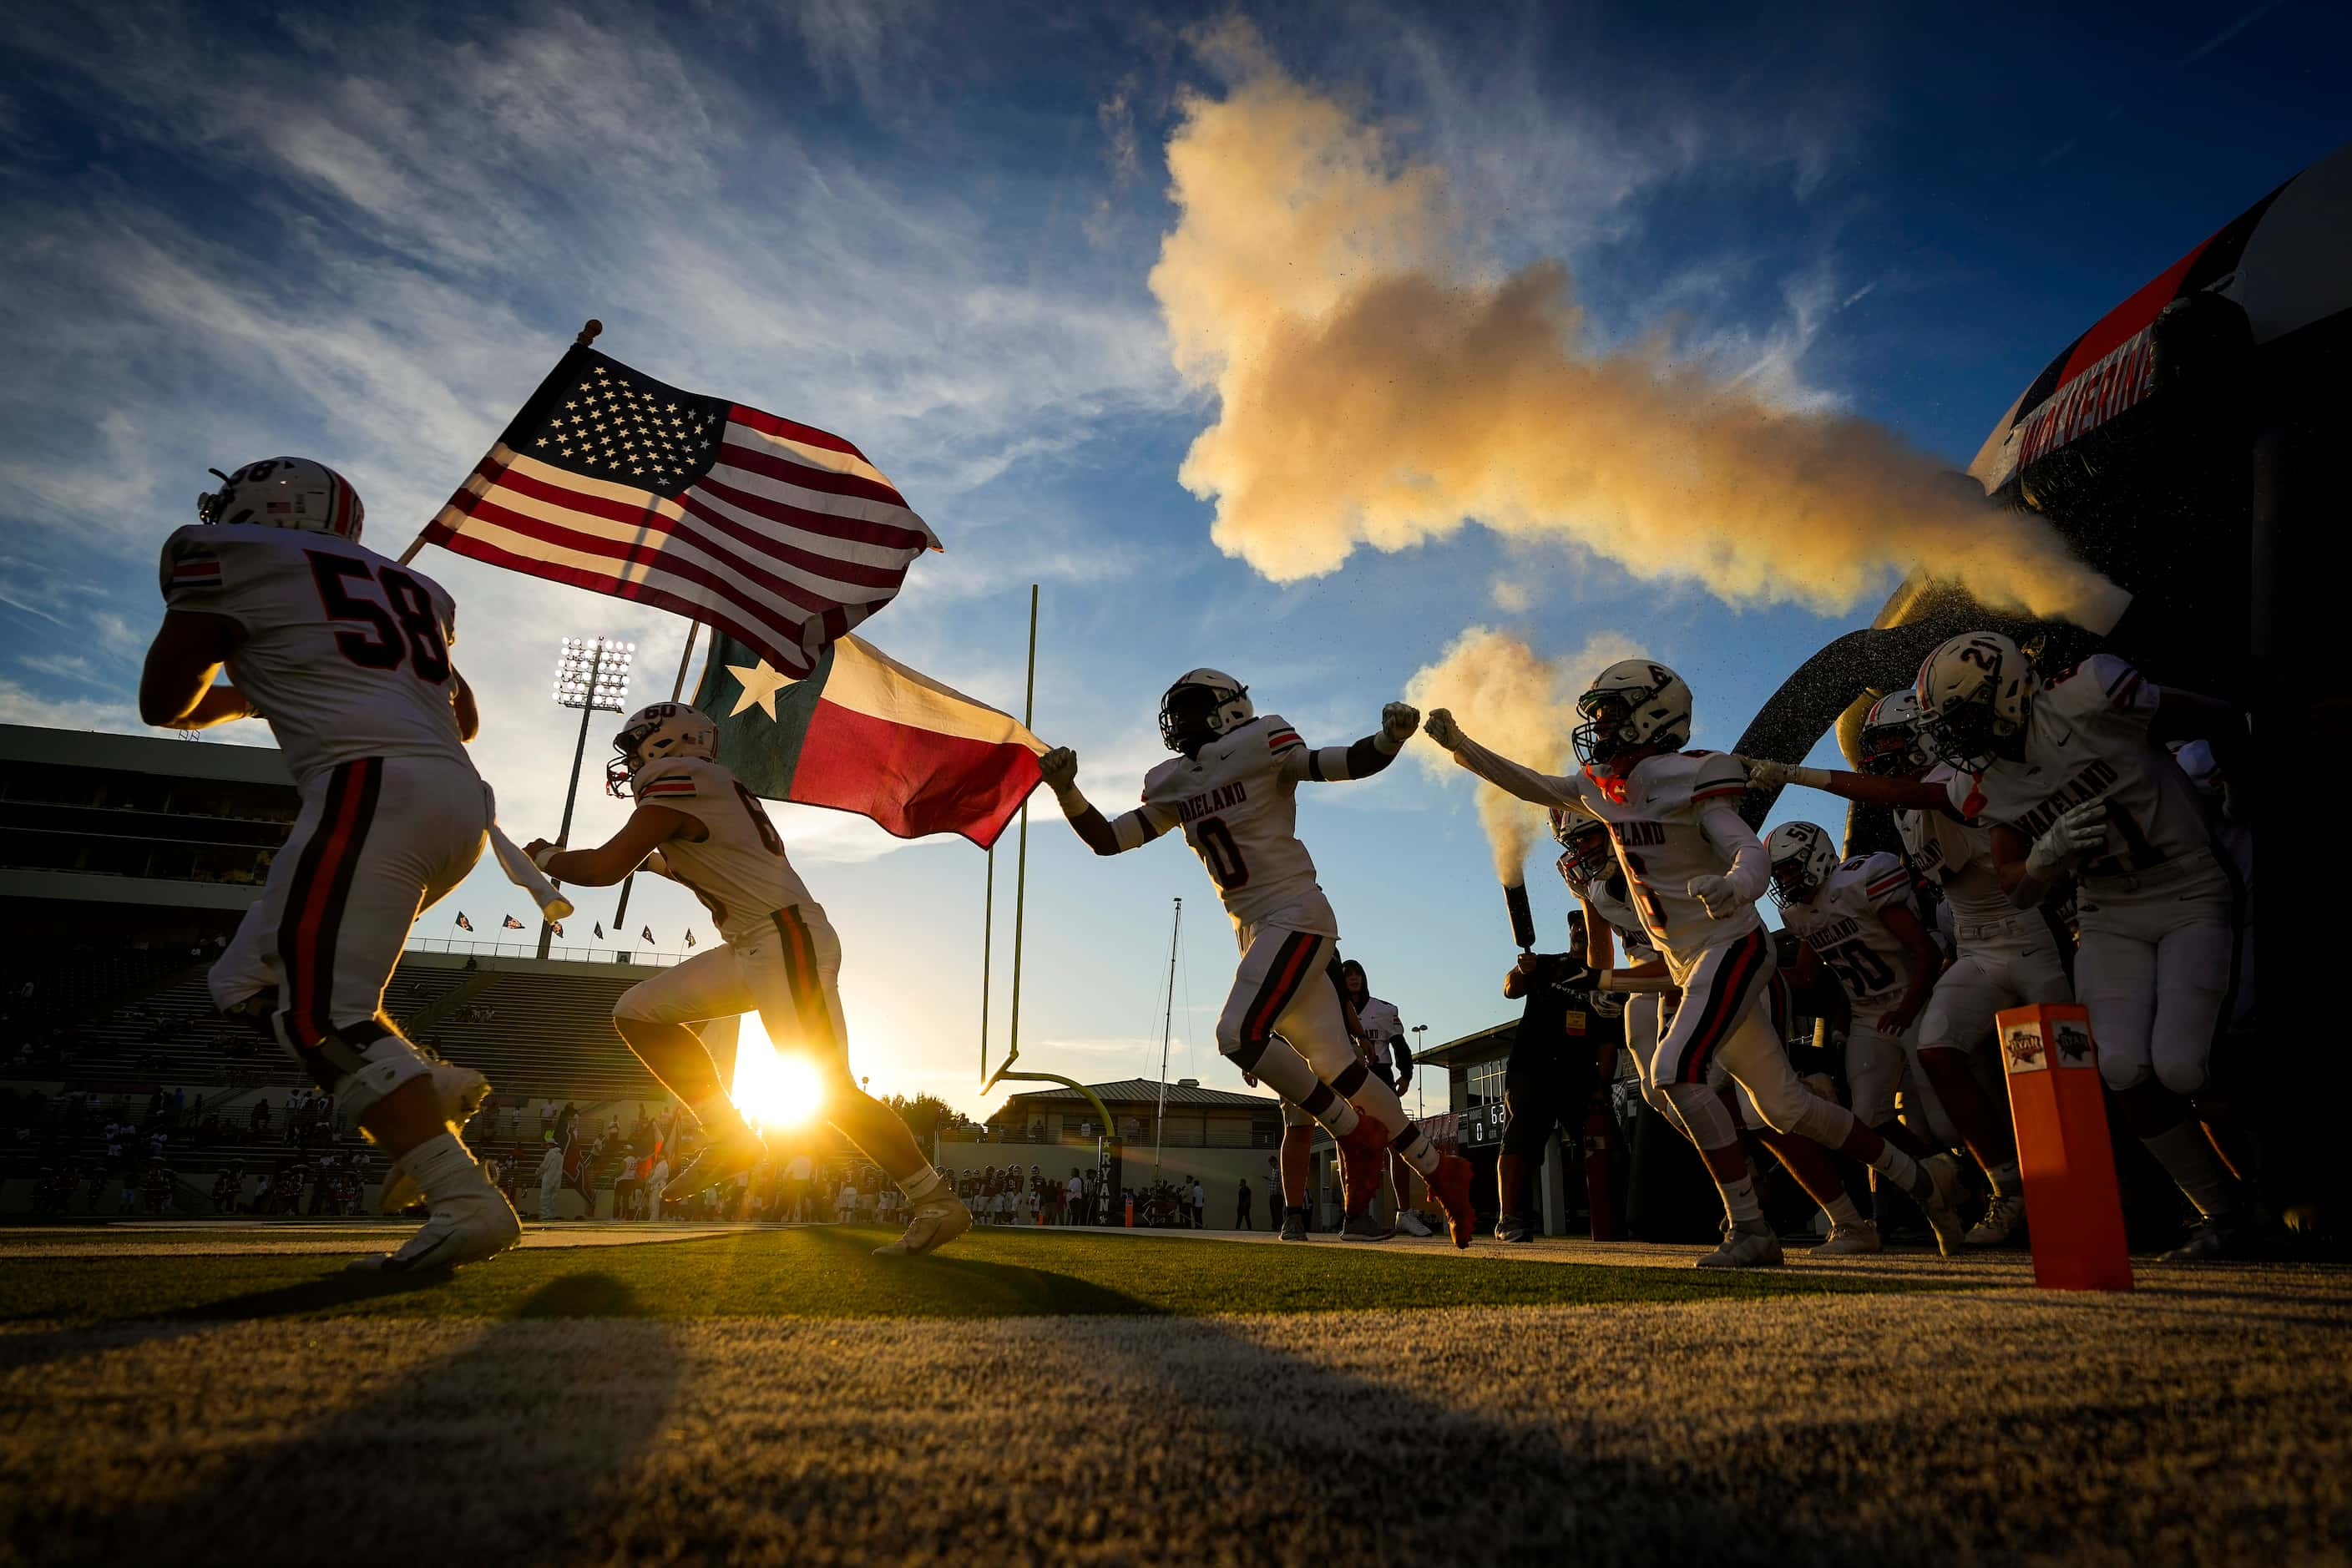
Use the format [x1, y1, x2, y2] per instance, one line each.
[1038, 670, 1479, 1247]
[140, 457, 518, 1273]
[1739, 635, 2248, 1261]
[1427, 657, 1967, 1267]
[524, 702, 970, 1258]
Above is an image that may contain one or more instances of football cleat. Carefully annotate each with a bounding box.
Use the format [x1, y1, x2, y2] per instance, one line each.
[377, 1062, 493, 1214]
[1965, 1192, 2026, 1247]
[1395, 1210, 1434, 1238]
[873, 1193, 973, 1258]
[1909, 1153, 1970, 1257]
[1277, 1207, 1309, 1242]
[1340, 1211, 1395, 1243]
[1336, 1115, 1391, 1216]
[1696, 1218, 1784, 1269]
[1428, 1155, 1478, 1249]
[2160, 1213, 2252, 1264]
[347, 1186, 520, 1273]
[1812, 1219, 1884, 1257]
[1495, 1215, 1536, 1244]
[662, 1125, 766, 1203]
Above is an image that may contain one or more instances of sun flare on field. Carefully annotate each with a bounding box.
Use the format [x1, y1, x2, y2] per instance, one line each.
[730, 1017, 827, 1131]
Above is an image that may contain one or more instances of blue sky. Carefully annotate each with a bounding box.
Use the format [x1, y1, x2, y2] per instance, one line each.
[2, 1, 2342, 1115]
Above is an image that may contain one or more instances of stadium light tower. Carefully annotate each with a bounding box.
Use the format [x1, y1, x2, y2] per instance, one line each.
[541, 635, 634, 958]
[1411, 1024, 1428, 1120]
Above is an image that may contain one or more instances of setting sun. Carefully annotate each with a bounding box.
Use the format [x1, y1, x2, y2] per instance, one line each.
[730, 1017, 827, 1131]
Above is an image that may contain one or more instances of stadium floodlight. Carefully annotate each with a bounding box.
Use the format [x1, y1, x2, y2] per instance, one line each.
[538, 635, 635, 958]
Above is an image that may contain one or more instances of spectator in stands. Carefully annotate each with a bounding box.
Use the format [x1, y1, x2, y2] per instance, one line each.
[249, 1096, 270, 1136]
[784, 1152, 812, 1222]
[538, 1140, 564, 1221]
[835, 1174, 857, 1223]
[1066, 1167, 1085, 1226]
[649, 1154, 670, 1220]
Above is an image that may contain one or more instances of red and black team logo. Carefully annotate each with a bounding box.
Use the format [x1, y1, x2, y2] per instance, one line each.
[2002, 1027, 2046, 1072]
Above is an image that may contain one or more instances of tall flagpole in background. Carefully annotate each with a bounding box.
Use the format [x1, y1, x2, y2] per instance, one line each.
[612, 621, 703, 934]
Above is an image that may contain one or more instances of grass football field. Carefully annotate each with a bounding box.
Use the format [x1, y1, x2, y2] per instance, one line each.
[2, 1222, 2345, 1565]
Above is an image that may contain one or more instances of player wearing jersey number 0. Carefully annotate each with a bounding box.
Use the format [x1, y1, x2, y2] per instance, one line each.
[1426, 656, 1966, 1268]
[140, 456, 518, 1273]
[1037, 669, 1480, 1247]
[524, 701, 970, 1258]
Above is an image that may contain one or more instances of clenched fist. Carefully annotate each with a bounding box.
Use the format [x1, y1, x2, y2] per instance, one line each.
[1380, 701, 1421, 745]
[1732, 754, 1791, 788]
[1038, 746, 1080, 791]
[1422, 708, 1464, 749]
[1686, 873, 1744, 918]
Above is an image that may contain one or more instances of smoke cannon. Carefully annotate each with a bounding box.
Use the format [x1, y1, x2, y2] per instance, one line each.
[1504, 881, 1537, 953]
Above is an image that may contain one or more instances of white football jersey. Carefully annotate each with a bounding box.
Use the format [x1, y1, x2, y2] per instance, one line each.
[1897, 764, 2011, 928]
[1778, 851, 1917, 1015]
[1942, 654, 2226, 898]
[635, 758, 818, 946]
[1357, 996, 1405, 1066]
[1136, 714, 1337, 938]
[1550, 751, 1759, 966]
[159, 524, 473, 787]
[1559, 855, 1662, 964]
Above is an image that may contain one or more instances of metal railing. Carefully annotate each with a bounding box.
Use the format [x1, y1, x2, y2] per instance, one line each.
[403, 937, 690, 968]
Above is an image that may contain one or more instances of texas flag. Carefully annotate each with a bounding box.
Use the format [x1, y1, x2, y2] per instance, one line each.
[695, 630, 1043, 849]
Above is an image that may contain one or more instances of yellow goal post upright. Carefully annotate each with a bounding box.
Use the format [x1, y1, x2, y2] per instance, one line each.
[980, 585, 1118, 1206]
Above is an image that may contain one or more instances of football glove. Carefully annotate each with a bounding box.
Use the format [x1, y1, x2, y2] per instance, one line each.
[2025, 800, 2113, 879]
[1423, 708, 1464, 749]
[1037, 746, 1080, 791]
[1733, 755, 1828, 790]
[1379, 701, 1421, 746]
[1687, 873, 1745, 918]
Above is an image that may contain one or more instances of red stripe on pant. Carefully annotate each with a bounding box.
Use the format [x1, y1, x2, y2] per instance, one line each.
[771, 908, 841, 1055]
[279, 760, 377, 1048]
[1244, 933, 1317, 1042]
[1674, 930, 1765, 1085]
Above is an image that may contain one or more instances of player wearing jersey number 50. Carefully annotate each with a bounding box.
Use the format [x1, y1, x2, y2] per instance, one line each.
[1426, 656, 1966, 1268]
[140, 456, 518, 1274]
[524, 701, 970, 1258]
[1037, 669, 1480, 1248]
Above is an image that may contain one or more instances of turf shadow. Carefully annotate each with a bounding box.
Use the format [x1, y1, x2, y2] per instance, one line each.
[24, 1274, 687, 1568]
[791, 1224, 1160, 1317]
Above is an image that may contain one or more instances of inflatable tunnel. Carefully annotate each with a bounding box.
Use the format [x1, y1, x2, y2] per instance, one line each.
[1737, 138, 2350, 847]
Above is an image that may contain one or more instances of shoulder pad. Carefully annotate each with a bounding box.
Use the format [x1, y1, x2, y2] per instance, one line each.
[1687, 750, 1748, 801]
[1141, 757, 1185, 800]
[159, 526, 226, 601]
[635, 761, 706, 801]
[1255, 715, 1303, 754]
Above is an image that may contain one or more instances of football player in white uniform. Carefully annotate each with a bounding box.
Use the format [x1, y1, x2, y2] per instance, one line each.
[1340, 959, 1432, 1237]
[1766, 820, 1946, 1242]
[1426, 657, 1965, 1267]
[139, 457, 518, 1272]
[1743, 691, 2065, 1244]
[524, 702, 971, 1258]
[1744, 633, 2248, 1259]
[1559, 797, 1883, 1256]
[1038, 670, 1479, 1247]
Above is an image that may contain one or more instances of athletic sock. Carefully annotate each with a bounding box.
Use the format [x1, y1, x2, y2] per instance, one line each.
[1866, 1142, 1923, 1193]
[1985, 1160, 2021, 1198]
[898, 1165, 944, 1204]
[1296, 1079, 1361, 1136]
[396, 1131, 487, 1203]
[1717, 1171, 1763, 1226]
[1823, 1193, 1865, 1228]
[2142, 1122, 2239, 1220]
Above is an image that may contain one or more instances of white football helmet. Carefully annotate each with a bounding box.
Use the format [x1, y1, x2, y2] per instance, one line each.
[1914, 632, 2036, 769]
[1764, 821, 1839, 910]
[608, 702, 719, 796]
[1159, 668, 1254, 753]
[198, 457, 364, 543]
[1550, 807, 1616, 888]
[1573, 658, 1693, 769]
[1855, 689, 1931, 778]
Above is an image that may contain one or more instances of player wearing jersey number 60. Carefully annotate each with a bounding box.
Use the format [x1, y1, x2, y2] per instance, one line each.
[525, 701, 969, 1259]
[1037, 669, 1480, 1248]
[1426, 656, 1967, 1268]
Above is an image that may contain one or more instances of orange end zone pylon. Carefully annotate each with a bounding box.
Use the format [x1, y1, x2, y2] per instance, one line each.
[1997, 1003, 2133, 1292]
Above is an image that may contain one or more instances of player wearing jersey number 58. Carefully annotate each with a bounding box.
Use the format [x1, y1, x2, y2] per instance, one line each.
[525, 701, 970, 1258]
[1037, 669, 1481, 1247]
[1427, 656, 1967, 1268]
[140, 456, 518, 1273]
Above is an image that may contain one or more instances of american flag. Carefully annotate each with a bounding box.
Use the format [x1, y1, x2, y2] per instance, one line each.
[423, 346, 939, 677]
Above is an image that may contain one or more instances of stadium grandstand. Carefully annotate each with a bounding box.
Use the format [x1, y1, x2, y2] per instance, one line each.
[0, 722, 699, 1219]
